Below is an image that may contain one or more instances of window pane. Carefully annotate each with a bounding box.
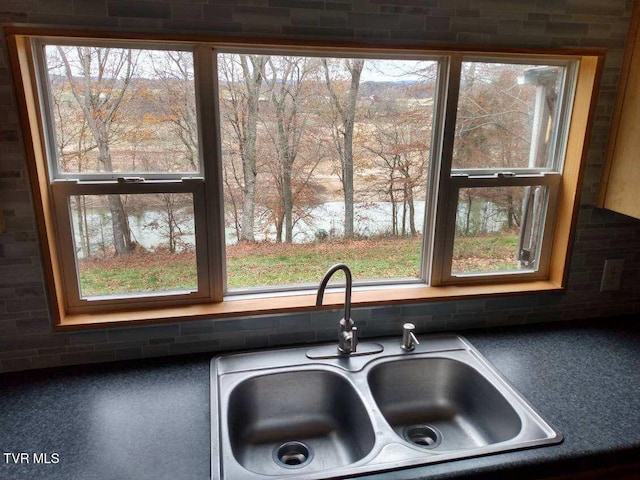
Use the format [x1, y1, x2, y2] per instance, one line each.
[453, 62, 565, 170]
[452, 186, 548, 275]
[44, 45, 199, 175]
[217, 54, 437, 289]
[71, 193, 197, 297]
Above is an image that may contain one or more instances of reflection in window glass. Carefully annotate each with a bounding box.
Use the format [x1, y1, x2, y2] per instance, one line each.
[217, 54, 437, 289]
[453, 62, 564, 170]
[44, 45, 199, 175]
[452, 186, 548, 275]
[71, 193, 197, 297]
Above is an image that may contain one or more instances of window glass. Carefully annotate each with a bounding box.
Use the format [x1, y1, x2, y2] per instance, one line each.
[452, 185, 548, 275]
[71, 193, 197, 297]
[217, 54, 437, 289]
[22, 35, 587, 314]
[453, 62, 565, 171]
[44, 45, 199, 175]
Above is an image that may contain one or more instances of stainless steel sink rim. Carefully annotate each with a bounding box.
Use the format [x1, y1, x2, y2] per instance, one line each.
[211, 334, 563, 480]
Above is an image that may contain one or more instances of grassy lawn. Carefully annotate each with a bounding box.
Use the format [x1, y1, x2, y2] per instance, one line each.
[226, 238, 422, 288]
[78, 234, 519, 296]
[78, 251, 198, 297]
[453, 234, 520, 273]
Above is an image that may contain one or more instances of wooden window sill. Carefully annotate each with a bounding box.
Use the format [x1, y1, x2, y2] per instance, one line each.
[56, 280, 564, 330]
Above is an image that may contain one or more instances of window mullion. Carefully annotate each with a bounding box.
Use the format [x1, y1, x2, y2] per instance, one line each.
[194, 45, 226, 301]
[430, 54, 463, 286]
[419, 57, 446, 284]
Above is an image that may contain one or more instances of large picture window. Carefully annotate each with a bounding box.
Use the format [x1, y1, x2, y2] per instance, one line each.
[217, 54, 438, 290]
[7, 29, 601, 324]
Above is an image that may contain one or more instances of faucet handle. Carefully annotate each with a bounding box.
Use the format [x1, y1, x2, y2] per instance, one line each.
[351, 325, 358, 352]
[338, 319, 358, 354]
[401, 323, 419, 351]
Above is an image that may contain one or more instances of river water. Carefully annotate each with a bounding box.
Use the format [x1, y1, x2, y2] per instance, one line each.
[71, 199, 507, 258]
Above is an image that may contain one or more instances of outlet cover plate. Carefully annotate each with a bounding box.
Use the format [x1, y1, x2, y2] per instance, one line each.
[601, 258, 625, 292]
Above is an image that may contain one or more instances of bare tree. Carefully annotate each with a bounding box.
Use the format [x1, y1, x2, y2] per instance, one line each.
[218, 54, 268, 242]
[50, 80, 98, 257]
[149, 51, 199, 171]
[221, 148, 244, 241]
[364, 96, 430, 237]
[145, 193, 193, 253]
[264, 56, 319, 243]
[55, 46, 139, 255]
[322, 58, 364, 238]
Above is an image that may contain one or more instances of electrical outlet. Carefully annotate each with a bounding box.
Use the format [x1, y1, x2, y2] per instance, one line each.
[600, 259, 625, 292]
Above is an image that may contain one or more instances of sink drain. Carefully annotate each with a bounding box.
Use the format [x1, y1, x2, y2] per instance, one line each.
[404, 425, 442, 449]
[273, 441, 313, 468]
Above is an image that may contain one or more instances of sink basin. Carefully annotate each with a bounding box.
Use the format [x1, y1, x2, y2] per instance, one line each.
[226, 369, 375, 475]
[368, 357, 522, 450]
[211, 335, 562, 479]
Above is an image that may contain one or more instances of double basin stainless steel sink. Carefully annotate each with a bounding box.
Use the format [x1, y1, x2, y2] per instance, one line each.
[210, 334, 562, 479]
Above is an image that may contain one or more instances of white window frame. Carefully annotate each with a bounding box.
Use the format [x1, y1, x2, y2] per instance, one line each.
[23, 33, 584, 314]
[430, 55, 578, 286]
[214, 48, 446, 295]
[34, 39, 205, 182]
[51, 179, 211, 311]
[434, 173, 561, 285]
[33, 40, 223, 311]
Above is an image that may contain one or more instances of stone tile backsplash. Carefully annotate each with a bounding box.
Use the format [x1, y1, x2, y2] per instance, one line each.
[0, 0, 639, 372]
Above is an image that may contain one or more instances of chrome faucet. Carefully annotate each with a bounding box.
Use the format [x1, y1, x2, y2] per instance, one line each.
[316, 263, 358, 354]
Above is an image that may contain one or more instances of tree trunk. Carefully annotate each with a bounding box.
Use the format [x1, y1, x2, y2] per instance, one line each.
[81, 196, 91, 257]
[323, 58, 364, 239]
[239, 55, 267, 242]
[283, 165, 294, 243]
[403, 166, 417, 236]
[163, 194, 176, 253]
[408, 186, 416, 236]
[401, 196, 407, 236]
[74, 197, 88, 258]
[97, 143, 132, 256]
[107, 194, 132, 255]
[275, 98, 295, 243]
[389, 180, 397, 236]
[240, 165, 256, 242]
[222, 164, 242, 242]
[275, 210, 284, 243]
[507, 194, 517, 229]
[465, 193, 473, 235]
[343, 122, 355, 238]
[341, 59, 363, 238]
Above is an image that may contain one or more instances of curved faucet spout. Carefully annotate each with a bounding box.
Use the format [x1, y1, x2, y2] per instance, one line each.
[316, 263, 352, 322]
[316, 263, 357, 354]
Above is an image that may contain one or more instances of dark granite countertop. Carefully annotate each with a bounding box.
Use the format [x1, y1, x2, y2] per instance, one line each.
[1, 318, 639, 480]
